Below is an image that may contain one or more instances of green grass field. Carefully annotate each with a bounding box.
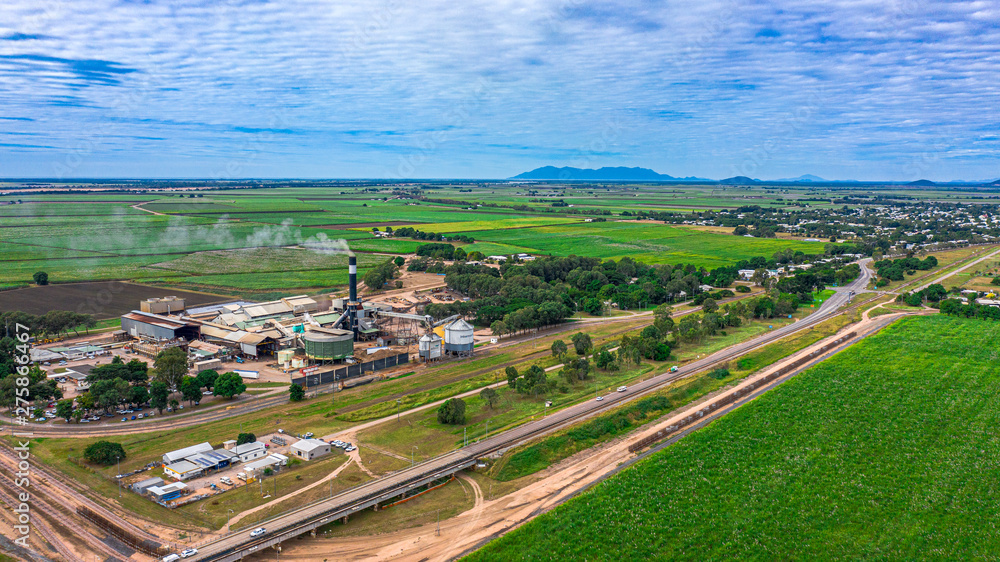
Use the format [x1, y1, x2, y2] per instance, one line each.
[466, 315, 1000, 561]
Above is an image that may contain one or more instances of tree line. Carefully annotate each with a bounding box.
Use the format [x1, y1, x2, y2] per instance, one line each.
[1, 310, 97, 338]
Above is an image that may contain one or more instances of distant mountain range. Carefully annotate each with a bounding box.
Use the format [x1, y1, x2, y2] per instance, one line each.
[510, 166, 709, 181]
[510, 166, 1000, 185]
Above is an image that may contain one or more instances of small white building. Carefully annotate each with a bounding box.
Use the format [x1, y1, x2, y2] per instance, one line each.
[290, 439, 331, 461]
[234, 442, 267, 463]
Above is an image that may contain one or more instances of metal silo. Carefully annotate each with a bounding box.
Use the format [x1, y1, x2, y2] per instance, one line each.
[443, 319, 474, 355]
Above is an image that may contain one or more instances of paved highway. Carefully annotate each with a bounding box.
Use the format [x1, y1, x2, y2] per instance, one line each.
[189, 261, 874, 561]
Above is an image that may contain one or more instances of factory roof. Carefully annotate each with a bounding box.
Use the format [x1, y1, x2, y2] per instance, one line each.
[122, 311, 193, 330]
[243, 301, 293, 318]
[245, 455, 283, 471]
[163, 442, 214, 463]
[164, 460, 202, 475]
[234, 441, 266, 455]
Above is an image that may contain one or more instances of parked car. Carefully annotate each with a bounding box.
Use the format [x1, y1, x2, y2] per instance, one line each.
[131, 415, 137, 420]
[304, 432, 314, 438]
[202, 391, 212, 396]
[179, 548, 198, 558]
[277, 428, 285, 434]
[250, 528, 267, 538]
[122, 418, 128, 422]
[137, 414, 143, 419]
[344, 446, 356, 453]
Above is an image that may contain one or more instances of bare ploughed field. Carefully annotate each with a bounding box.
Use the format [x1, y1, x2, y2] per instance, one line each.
[0, 281, 228, 318]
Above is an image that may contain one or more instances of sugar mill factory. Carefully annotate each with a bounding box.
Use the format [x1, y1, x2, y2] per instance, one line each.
[114, 256, 481, 390]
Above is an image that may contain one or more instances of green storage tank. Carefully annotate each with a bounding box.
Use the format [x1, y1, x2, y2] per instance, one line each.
[302, 329, 354, 360]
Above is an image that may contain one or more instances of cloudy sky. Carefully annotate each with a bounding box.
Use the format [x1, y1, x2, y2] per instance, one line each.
[0, 0, 997, 181]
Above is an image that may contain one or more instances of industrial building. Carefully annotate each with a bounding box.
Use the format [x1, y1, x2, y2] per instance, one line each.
[290, 439, 331, 461]
[244, 453, 288, 477]
[147, 482, 188, 502]
[140, 296, 185, 314]
[234, 442, 267, 463]
[163, 443, 214, 465]
[163, 460, 203, 481]
[132, 477, 164, 495]
[122, 310, 200, 341]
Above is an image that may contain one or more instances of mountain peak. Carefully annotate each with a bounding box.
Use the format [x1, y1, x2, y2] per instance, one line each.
[511, 166, 684, 181]
[719, 176, 760, 185]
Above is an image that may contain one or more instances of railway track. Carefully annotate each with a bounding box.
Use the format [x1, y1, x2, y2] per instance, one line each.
[0, 441, 164, 551]
[0, 468, 122, 562]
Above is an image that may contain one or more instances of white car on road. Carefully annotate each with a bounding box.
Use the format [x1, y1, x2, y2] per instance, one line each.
[250, 527, 267, 538]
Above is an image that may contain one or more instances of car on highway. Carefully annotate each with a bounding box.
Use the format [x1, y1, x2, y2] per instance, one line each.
[617, 386, 627, 392]
[161, 554, 180, 562]
[179, 548, 198, 558]
[595, 396, 604, 401]
[250, 527, 267, 538]
[669, 366, 678, 372]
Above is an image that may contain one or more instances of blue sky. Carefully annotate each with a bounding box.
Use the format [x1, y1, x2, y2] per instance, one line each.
[0, 0, 997, 181]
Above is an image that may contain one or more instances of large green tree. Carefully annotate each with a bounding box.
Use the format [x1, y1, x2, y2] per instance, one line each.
[150, 381, 169, 413]
[437, 397, 466, 425]
[179, 376, 202, 405]
[288, 383, 305, 402]
[214, 372, 246, 399]
[153, 347, 188, 389]
[84, 441, 126, 466]
[551, 339, 568, 359]
[571, 332, 593, 358]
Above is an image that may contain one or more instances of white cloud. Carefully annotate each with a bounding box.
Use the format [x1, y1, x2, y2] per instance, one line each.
[0, 0, 996, 180]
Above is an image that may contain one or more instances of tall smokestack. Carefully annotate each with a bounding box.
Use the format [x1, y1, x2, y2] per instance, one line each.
[349, 254, 358, 303]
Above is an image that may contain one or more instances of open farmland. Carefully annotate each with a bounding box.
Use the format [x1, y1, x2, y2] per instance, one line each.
[466, 315, 1000, 561]
[465, 221, 829, 268]
[0, 282, 229, 318]
[0, 187, 839, 294]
